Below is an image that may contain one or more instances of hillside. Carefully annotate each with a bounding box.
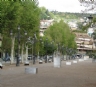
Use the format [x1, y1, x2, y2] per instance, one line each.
[40, 7, 96, 22]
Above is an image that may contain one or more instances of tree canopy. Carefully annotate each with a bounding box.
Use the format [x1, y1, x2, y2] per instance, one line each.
[44, 20, 77, 49]
[0, 0, 40, 53]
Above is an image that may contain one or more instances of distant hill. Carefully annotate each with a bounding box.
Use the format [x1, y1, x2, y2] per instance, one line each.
[40, 7, 96, 22]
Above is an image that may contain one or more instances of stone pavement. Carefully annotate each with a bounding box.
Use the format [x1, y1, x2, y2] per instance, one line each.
[0, 59, 96, 87]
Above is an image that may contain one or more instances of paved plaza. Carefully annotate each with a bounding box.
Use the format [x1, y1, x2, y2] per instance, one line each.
[0, 59, 96, 87]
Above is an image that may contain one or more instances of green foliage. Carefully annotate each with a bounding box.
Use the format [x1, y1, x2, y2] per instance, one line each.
[82, 24, 90, 31]
[93, 17, 96, 23]
[77, 22, 83, 30]
[44, 20, 77, 49]
[40, 7, 51, 20]
[0, 0, 40, 53]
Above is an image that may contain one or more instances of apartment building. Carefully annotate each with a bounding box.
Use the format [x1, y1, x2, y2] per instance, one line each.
[74, 33, 95, 53]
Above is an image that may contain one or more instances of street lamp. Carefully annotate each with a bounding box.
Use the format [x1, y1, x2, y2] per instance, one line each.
[10, 26, 27, 66]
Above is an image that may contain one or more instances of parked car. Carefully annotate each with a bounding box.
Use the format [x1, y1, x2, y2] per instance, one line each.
[39, 59, 43, 64]
[76, 54, 82, 58]
[3, 56, 10, 62]
[27, 55, 32, 60]
[24, 60, 29, 66]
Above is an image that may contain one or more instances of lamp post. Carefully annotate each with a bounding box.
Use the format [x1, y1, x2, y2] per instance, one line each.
[10, 26, 27, 66]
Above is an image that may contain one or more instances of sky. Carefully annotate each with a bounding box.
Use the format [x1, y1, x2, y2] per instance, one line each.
[38, 0, 85, 13]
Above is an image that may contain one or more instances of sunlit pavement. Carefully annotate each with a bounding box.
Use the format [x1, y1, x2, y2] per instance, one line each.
[0, 58, 96, 87]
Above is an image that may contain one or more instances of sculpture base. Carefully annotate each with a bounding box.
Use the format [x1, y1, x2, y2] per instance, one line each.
[25, 67, 38, 74]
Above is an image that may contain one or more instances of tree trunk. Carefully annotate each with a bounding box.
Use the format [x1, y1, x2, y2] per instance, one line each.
[10, 36, 15, 64]
[21, 43, 24, 63]
[25, 45, 28, 61]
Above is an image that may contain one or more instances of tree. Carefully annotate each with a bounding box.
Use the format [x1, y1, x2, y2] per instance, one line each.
[0, 1, 23, 58]
[0, 0, 40, 64]
[79, 0, 96, 13]
[39, 7, 52, 20]
[44, 20, 77, 54]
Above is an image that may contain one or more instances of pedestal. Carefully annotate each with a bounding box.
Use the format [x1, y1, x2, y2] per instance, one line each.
[25, 67, 38, 74]
[54, 57, 61, 68]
